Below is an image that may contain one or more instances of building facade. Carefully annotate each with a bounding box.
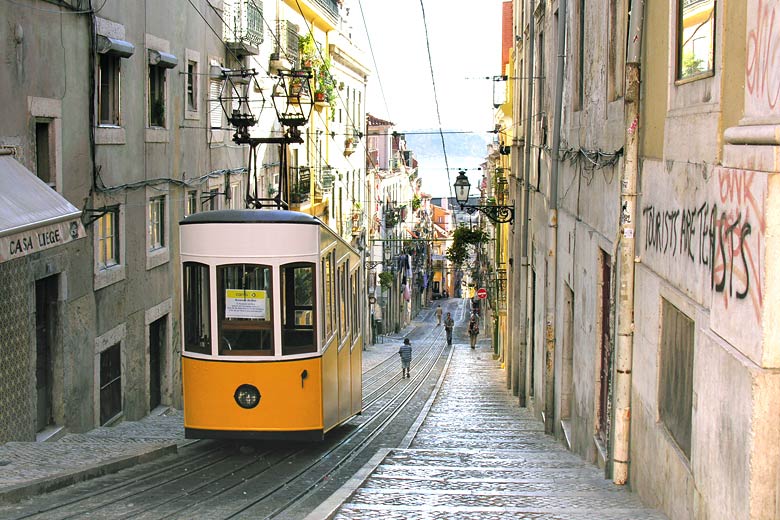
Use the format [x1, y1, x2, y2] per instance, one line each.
[0, 0, 367, 443]
[503, 0, 780, 518]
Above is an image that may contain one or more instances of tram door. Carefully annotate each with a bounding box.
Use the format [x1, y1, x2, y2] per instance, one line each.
[149, 316, 166, 410]
[35, 275, 58, 432]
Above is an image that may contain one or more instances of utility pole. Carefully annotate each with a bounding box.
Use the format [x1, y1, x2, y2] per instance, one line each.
[613, 0, 644, 486]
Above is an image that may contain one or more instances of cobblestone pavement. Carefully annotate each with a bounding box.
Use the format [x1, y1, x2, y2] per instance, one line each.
[315, 333, 668, 519]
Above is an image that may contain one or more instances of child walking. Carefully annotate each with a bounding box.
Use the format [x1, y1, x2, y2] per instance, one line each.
[398, 338, 412, 378]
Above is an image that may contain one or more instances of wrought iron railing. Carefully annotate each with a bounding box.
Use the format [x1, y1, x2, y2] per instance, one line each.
[290, 167, 311, 204]
[223, 0, 264, 47]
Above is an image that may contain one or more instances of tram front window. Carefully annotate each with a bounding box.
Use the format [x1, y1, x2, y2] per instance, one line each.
[282, 263, 316, 355]
[217, 264, 273, 355]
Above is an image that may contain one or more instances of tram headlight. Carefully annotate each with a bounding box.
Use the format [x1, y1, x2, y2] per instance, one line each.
[234, 384, 261, 409]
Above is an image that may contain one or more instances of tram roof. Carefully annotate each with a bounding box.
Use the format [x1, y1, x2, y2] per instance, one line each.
[181, 209, 320, 226]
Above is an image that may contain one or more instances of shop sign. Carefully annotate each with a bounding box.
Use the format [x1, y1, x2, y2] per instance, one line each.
[0, 219, 85, 263]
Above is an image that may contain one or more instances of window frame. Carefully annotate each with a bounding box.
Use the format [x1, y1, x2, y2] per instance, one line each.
[675, 0, 716, 83]
[185, 48, 201, 120]
[94, 203, 126, 290]
[98, 52, 121, 126]
[148, 63, 167, 128]
[96, 208, 120, 269]
[145, 187, 169, 270]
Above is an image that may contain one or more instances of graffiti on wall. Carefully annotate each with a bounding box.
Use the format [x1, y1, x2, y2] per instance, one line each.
[642, 169, 765, 321]
[746, 0, 780, 112]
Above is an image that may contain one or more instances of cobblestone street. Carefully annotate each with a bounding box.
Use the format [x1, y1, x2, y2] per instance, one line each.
[321, 334, 667, 519]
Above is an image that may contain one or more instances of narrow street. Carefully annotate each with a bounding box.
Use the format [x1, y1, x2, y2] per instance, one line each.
[1, 299, 665, 519]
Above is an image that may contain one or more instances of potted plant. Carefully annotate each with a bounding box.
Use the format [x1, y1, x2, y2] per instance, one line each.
[298, 33, 319, 69]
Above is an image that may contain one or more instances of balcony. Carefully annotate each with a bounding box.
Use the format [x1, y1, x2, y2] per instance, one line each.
[223, 0, 264, 56]
[290, 167, 311, 204]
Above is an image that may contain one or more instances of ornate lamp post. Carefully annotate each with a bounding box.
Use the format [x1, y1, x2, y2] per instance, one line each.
[219, 68, 314, 209]
[453, 170, 515, 224]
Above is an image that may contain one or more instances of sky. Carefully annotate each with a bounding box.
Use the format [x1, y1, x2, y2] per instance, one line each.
[351, 0, 505, 135]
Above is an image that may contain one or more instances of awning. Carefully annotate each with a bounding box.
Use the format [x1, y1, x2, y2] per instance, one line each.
[96, 35, 135, 58]
[148, 49, 178, 69]
[0, 155, 86, 263]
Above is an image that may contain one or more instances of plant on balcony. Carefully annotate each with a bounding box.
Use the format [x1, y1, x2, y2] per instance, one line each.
[313, 56, 336, 117]
[411, 194, 421, 211]
[298, 33, 319, 70]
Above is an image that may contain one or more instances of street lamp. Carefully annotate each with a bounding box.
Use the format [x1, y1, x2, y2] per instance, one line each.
[219, 67, 314, 209]
[453, 170, 515, 224]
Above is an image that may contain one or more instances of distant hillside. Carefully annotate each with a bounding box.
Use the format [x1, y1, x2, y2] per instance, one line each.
[403, 130, 490, 160]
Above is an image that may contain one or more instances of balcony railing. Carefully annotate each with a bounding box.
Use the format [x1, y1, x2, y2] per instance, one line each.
[311, 0, 340, 22]
[223, 0, 264, 55]
[290, 167, 311, 204]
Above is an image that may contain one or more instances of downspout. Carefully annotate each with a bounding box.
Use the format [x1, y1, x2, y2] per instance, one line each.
[520, 0, 535, 408]
[613, 0, 644, 486]
[545, 0, 566, 434]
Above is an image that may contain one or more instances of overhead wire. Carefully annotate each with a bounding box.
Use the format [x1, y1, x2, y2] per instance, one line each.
[417, 0, 453, 201]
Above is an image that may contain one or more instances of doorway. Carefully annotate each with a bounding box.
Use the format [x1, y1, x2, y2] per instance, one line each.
[35, 275, 58, 432]
[149, 316, 166, 411]
[597, 250, 612, 445]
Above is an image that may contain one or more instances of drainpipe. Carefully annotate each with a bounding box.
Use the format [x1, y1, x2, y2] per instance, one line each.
[613, 0, 644, 486]
[544, 0, 566, 435]
[519, 0, 535, 408]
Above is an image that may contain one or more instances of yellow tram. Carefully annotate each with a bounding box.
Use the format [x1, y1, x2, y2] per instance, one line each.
[179, 210, 363, 440]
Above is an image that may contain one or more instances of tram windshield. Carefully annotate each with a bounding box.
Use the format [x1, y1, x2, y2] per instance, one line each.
[217, 264, 274, 356]
[281, 262, 316, 355]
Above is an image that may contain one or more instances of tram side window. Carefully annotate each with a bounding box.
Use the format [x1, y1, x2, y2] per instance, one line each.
[322, 252, 335, 339]
[217, 264, 273, 355]
[183, 262, 211, 354]
[281, 263, 316, 355]
[351, 271, 359, 345]
[338, 263, 348, 341]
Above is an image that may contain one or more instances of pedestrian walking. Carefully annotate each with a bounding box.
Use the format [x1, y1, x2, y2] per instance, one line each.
[398, 338, 412, 378]
[435, 304, 443, 325]
[468, 315, 479, 349]
[443, 312, 454, 346]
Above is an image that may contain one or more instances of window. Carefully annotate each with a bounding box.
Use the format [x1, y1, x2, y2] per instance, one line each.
[350, 271, 359, 345]
[96, 209, 119, 269]
[187, 190, 198, 215]
[35, 121, 53, 187]
[677, 0, 715, 81]
[187, 60, 198, 111]
[149, 64, 166, 127]
[659, 299, 694, 459]
[322, 251, 335, 338]
[217, 264, 273, 355]
[99, 53, 121, 125]
[99, 343, 122, 425]
[608, 0, 628, 100]
[576, 0, 585, 109]
[209, 78, 222, 128]
[282, 263, 316, 355]
[183, 262, 211, 355]
[148, 195, 166, 250]
[338, 263, 348, 340]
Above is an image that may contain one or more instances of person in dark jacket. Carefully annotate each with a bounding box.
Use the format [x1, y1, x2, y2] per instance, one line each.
[443, 312, 454, 346]
[468, 315, 479, 349]
[398, 338, 412, 378]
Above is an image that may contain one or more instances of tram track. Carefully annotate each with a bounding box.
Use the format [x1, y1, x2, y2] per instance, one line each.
[2, 299, 466, 520]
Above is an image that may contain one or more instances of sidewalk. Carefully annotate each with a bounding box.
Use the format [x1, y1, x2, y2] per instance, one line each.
[310, 336, 668, 519]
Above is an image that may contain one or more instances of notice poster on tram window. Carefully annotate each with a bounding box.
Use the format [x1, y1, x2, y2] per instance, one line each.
[225, 289, 266, 319]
